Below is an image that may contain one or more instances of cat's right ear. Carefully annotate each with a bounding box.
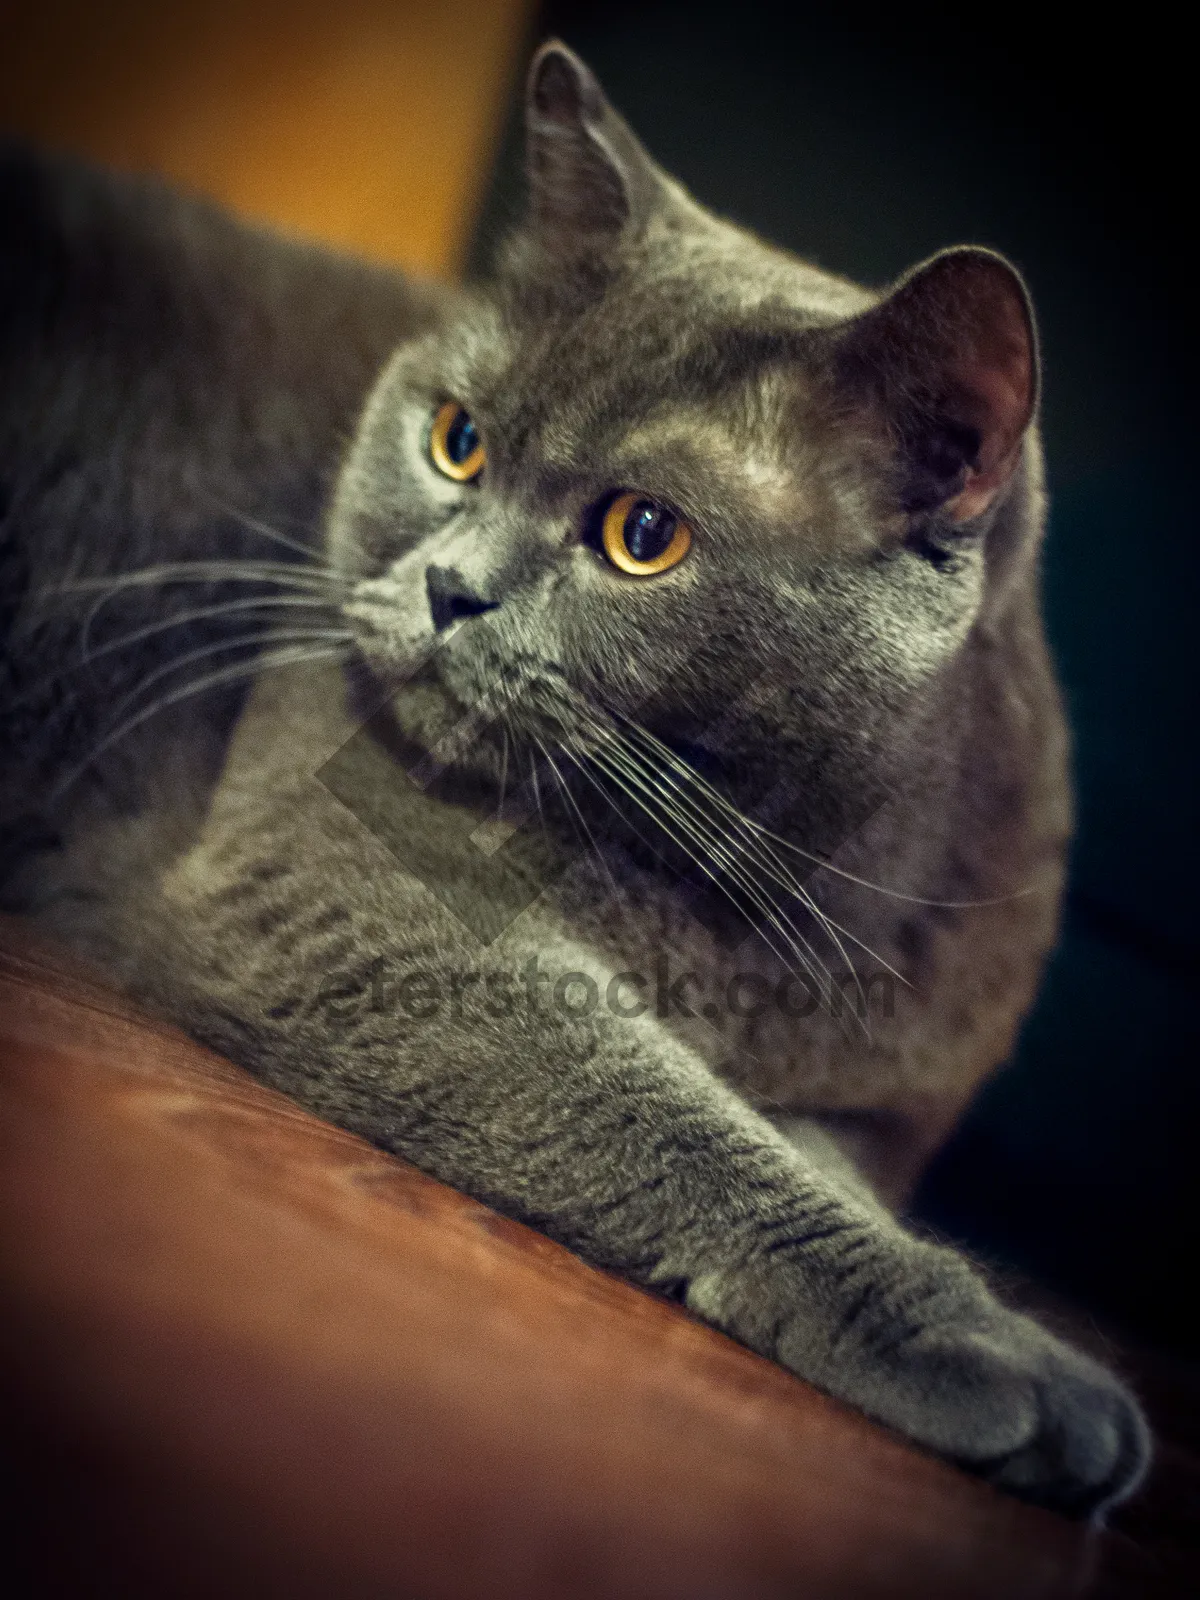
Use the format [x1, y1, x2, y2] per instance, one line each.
[523, 41, 663, 251]
[834, 248, 1039, 525]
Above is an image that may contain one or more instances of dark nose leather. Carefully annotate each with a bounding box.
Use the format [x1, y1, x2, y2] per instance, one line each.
[425, 565, 499, 633]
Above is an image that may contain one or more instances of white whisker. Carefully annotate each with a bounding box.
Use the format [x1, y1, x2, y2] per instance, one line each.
[495, 726, 511, 820]
[536, 737, 630, 916]
[629, 726, 1042, 909]
[578, 733, 846, 1018]
[43, 559, 339, 600]
[622, 720, 909, 999]
[13, 594, 339, 707]
[610, 726, 839, 992]
[575, 742, 808, 987]
[559, 739, 681, 876]
[53, 560, 343, 669]
[51, 641, 347, 799]
[194, 489, 323, 559]
[107, 625, 352, 721]
[529, 752, 545, 828]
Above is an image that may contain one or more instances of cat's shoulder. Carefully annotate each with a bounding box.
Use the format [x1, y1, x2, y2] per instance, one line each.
[0, 142, 450, 371]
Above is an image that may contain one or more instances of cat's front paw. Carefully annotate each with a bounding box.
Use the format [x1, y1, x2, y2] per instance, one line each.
[914, 1317, 1150, 1519]
[801, 1298, 1151, 1520]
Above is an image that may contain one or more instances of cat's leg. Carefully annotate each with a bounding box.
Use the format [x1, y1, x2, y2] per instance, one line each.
[136, 804, 1148, 1521]
[759, 1112, 1150, 1514]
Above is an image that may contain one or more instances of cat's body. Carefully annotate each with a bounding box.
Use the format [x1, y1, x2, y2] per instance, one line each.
[1, 45, 1147, 1517]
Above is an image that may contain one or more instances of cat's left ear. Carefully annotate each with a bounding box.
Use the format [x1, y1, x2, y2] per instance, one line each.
[836, 247, 1038, 524]
[523, 40, 665, 250]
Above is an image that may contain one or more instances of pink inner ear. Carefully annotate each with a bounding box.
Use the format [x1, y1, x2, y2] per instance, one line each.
[945, 450, 1020, 523]
[945, 273, 1035, 523]
[945, 365, 1029, 521]
[531, 46, 588, 125]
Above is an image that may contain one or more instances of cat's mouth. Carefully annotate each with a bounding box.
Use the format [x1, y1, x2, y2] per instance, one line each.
[341, 564, 534, 718]
[343, 606, 587, 781]
[341, 563, 741, 827]
[341, 573, 436, 683]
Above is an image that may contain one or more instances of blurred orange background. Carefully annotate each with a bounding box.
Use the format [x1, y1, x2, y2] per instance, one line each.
[1, 0, 531, 277]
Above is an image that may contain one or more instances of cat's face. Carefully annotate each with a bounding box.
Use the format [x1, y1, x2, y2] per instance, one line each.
[326, 43, 1038, 833]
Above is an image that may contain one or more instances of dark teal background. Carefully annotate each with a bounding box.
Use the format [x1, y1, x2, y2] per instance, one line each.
[471, 1, 1198, 1354]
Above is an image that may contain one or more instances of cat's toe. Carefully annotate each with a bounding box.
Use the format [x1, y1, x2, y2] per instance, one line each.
[970, 1333, 1152, 1520]
[901, 1320, 1152, 1519]
[822, 1300, 1152, 1519]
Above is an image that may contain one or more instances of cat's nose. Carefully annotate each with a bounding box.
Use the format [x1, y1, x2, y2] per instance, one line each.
[425, 564, 499, 633]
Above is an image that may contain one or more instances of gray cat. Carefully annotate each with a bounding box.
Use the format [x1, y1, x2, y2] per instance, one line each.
[1, 42, 1149, 1517]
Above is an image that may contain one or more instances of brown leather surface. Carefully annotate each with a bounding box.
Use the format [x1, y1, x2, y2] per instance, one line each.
[0, 928, 1136, 1599]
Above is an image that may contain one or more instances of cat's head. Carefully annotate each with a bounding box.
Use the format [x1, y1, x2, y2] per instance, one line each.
[326, 42, 1039, 831]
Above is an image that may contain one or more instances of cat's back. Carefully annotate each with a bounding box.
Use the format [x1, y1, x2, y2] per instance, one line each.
[0, 147, 440, 889]
[0, 144, 443, 617]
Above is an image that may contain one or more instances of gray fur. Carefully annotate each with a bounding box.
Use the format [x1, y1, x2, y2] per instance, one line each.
[0, 42, 1148, 1518]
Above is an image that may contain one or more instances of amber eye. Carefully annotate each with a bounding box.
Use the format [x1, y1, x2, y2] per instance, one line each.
[429, 401, 486, 481]
[600, 491, 693, 576]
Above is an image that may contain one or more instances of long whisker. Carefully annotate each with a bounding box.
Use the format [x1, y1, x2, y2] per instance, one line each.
[620, 720, 910, 992]
[42, 559, 340, 599]
[633, 720, 1042, 908]
[80, 593, 338, 665]
[571, 735, 812, 989]
[528, 752, 545, 828]
[106, 625, 352, 721]
[536, 736, 629, 915]
[621, 776, 831, 1002]
[60, 562, 342, 669]
[609, 725, 844, 992]
[496, 726, 510, 821]
[601, 723, 898, 1036]
[586, 725, 833, 976]
[762, 835, 1051, 908]
[12, 594, 340, 708]
[621, 720, 992, 909]
[558, 738, 724, 955]
[559, 737, 789, 1044]
[535, 736, 584, 846]
[193, 489, 322, 559]
[618, 721, 883, 1008]
[558, 739, 680, 875]
[578, 732, 845, 1016]
[51, 641, 348, 799]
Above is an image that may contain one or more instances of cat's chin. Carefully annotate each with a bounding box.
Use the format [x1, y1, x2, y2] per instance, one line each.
[337, 608, 447, 712]
[341, 656, 507, 794]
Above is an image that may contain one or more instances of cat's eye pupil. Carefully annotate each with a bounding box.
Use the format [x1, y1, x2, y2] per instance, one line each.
[624, 500, 676, 563]
[598, 489, 691, 575]
[445, 409, 479, 466]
